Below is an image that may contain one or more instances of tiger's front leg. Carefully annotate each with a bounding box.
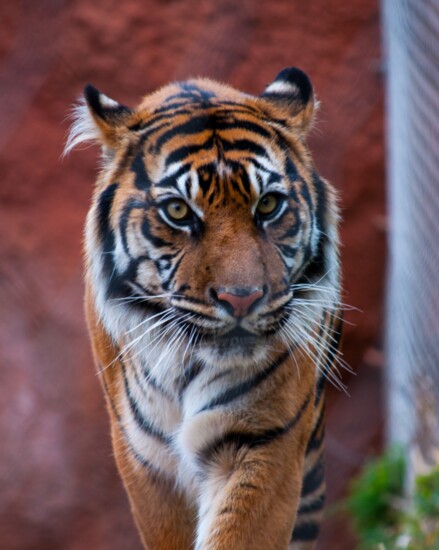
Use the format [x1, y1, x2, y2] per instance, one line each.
[194, 412, 314, 549]
[112, 422, 197, 550]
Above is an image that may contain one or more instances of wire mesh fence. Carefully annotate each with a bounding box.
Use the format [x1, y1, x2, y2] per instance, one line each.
[383, 0, 439, 475]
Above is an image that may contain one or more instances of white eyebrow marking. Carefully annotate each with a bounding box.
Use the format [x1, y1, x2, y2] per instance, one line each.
[189, 169, 200, 199]
[176, 172, 190, 198]
[247, 163, 262, 194]
[162, 161, 183, 179]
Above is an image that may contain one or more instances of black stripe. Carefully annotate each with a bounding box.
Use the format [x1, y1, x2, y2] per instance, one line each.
[199, 351, 289, 412]
[178, 361, 204, 396]
[124, 435, 160, 471]
[271, 288, 292, 301]
[297, 493, 325, 515]
[165, 135, 215, 166]
[301, 457, 324, 497]
[120, 361, 170, 444]
[291, 521, 320, 542]
[153, 103, 193, 115]
[96, 184, 154, 302]
[219, 118, 272, 139]
[299, 177, 314, 211]
[314, 372, 326, 406]
[219, 100, 261, 114]
[221, 138, 268, 158]
[155, 115, 212, 151]
[120, 422, 171, 482]
[197, 163, 216, 196]
[235, 166, 251, 198]
[172, 305, 219, 322]
[96, 183, 129, 300]
[141, 216, 174, 248]
[153, 107, 273, 153]
[295, 173, 330, 284]
[299, 236, 326, 282]
[131, 151, 153, 190]
[97, 182, 118, 251]
[156, 163, 191, 189]
[248, 158, 280, 178]
[120, 198, 148, 255]
[101, 362, 168, 480]
[278, 243, 298, 259]
[171, 294, 207, 306]
[313, 172, 327, 236]
[130, 119, 174, 138]
[199, 389, 313, 463]
[260, 300, 291, 320]
[161, 251, 185, 290]
[284, 158, 300, 202]
[278, 211, 301, 238]
[306, 404, 325, 453]
[133, 359, 175, 401]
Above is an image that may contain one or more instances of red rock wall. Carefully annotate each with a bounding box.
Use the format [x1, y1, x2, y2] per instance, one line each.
[0, 1, 386, 548]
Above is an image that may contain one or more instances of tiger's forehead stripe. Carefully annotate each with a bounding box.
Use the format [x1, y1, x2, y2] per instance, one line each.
[122, 83, 318, 209]
[122, 81, 321, 222]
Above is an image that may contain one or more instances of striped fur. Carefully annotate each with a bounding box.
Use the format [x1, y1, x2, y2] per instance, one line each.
[69, 67, 342, 549]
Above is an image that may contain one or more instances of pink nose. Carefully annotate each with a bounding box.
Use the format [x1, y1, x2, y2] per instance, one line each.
[216, 289, 264, 318]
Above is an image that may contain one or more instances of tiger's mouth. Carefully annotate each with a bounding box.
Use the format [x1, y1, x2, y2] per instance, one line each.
[211, 326, 260, 353]
[217, 326, 256, 340]
[195, 323, 276, 364]
[200, 325, 259, 347]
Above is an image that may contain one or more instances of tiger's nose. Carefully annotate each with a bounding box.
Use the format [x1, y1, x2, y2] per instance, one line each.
[213, 287, 265, 318]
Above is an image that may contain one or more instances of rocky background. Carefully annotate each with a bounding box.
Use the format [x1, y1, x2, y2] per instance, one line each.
[0, 1, 386, 548]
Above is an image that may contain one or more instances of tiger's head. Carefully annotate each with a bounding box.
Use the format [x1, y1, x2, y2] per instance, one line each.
[67, 68, 340, 370]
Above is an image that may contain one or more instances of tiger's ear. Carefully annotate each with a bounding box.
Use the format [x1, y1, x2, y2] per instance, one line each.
[261, 67, 316, 135]
[64, 84, 133, 156]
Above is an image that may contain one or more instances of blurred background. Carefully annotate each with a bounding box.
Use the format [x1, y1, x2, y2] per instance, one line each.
[0, 0, 388, 548]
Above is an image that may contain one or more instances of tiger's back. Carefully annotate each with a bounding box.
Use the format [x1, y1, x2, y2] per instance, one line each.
[68, 67, 342, 549]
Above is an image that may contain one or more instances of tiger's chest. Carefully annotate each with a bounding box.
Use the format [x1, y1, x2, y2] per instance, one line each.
[116, 351, 263, 498]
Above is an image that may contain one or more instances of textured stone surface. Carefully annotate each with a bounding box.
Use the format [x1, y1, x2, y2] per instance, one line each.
[0, 1, 385, 548]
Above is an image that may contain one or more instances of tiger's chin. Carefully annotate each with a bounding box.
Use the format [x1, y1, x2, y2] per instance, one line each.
[195, 334, 273, 369]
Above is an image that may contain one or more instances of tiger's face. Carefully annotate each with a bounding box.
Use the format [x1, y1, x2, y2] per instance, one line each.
[71, 69, 339, 369]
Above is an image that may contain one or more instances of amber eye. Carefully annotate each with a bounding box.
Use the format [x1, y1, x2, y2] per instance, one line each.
[256, 193, 282, 218]
[164, 199, 191, 222]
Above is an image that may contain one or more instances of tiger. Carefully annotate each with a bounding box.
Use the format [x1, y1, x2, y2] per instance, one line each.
[66, 67, 342, 549]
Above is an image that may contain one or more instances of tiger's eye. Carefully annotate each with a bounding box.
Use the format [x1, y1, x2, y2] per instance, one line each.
[165, 200, 190, 221]
[256, 193, 280, 216]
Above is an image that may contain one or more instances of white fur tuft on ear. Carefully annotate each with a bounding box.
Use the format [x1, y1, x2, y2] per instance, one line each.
[63, 97, 101, 157]
[264, 80, 300, 96]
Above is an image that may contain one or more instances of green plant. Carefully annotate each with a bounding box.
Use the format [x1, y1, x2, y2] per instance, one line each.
[345, 447, 439, 549]
[345, 446, 405, 548]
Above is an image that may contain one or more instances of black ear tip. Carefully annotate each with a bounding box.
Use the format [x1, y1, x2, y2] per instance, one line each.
[275, 67, 309, 81]
[84, 83, 103, 113]
[264, 67, 313, 104]
[277, 67, 312, 101]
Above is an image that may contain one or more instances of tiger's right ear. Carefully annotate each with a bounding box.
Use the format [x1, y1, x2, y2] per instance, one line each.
[64, 84, 133, 156]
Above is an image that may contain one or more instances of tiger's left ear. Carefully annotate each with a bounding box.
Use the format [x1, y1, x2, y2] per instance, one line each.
[261, 67, 316, 135]
[64, 84, 133, 156]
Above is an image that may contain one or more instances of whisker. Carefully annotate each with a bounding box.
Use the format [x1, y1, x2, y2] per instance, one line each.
[135, 313, 194, 372]
[280, 319, 348, 394]
[97, 309, 177, 375]
[293, 313, 354, 376]
[125, 307, 174, 335]
[109, 293, 181, 304]
[289, 299, 358, 312]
